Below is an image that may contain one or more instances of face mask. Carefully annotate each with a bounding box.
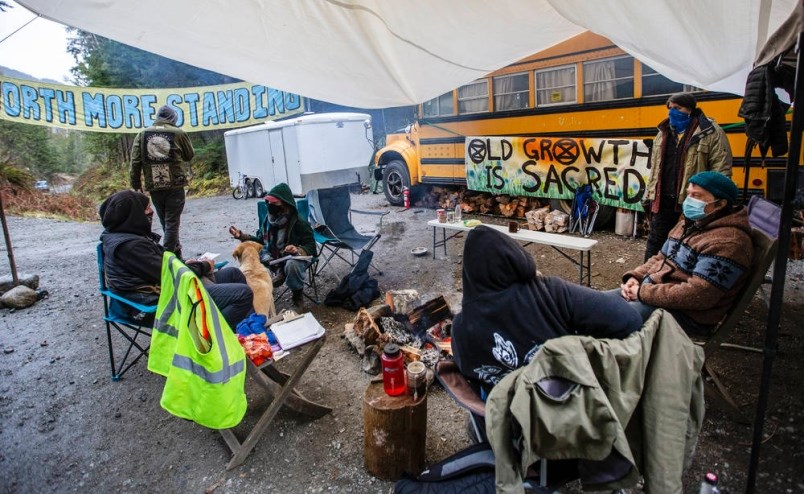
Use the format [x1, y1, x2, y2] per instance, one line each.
[267, 203, 284, 216]
[682, 196, 709, 220]
[668, 107, 691, 133]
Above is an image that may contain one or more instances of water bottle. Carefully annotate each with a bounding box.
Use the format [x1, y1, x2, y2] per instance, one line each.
[454, 203, 462, 223]
[381, 343, 406, 396]
[699, 472, 720, 494]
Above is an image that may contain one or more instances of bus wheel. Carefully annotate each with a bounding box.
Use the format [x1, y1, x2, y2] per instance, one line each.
[383, 160, 410, 206]
[252, 179, 264, 198]
[549, 199, 615, 229]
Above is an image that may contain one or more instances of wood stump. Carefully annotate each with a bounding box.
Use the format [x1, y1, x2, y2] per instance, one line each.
[363, 381, 427, 480]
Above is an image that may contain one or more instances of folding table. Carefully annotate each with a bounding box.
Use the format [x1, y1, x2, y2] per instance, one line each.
[219, 315, 331, 470]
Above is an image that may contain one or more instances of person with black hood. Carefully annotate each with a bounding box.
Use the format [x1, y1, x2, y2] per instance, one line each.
[130, 105, 195, 259]
[642, 92, 732, 261]
[100, 190, 253, 329]
[228, 182, 317, 305]
[451, 225, 643, 391]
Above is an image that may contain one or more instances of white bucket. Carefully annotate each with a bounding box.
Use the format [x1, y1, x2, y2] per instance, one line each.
[615, 209, 635, 236]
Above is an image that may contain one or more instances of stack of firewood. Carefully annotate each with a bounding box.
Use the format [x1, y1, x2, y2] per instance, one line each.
[418, 185, 546, 218]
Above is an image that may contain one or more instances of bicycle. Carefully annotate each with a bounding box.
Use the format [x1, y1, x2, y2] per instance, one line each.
[232, 172, 252, 200]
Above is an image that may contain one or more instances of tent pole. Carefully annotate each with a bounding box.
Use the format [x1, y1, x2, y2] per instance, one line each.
[746, 31, 804, 494]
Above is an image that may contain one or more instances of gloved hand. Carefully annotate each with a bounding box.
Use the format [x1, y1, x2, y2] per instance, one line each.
[228, 225, 242, 240]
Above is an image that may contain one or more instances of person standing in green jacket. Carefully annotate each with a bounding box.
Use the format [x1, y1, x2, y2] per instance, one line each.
[130, 105, 195, 259]
[229, 182, 316, 305]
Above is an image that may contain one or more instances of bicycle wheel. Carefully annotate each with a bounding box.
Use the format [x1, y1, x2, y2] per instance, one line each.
[232, 186, 244, 200]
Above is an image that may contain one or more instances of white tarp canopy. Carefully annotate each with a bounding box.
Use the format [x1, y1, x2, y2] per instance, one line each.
[17, 0, 799, 108]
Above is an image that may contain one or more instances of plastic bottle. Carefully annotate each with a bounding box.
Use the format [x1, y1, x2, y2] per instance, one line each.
[381, 343, 406, 396]
[454, 203, 462, 223]
[699, 472, 720, 494]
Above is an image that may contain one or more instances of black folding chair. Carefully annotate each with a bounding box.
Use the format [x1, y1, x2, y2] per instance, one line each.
[96, 243, 157, 380]
[306, 185, 387, 276]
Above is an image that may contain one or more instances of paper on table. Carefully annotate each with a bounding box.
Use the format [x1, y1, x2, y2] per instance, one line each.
[269, 312, 325, 350]
[198, 252, 220, 261]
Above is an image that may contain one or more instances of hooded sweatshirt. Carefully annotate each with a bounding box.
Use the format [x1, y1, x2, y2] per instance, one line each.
[451, 226, 642, 389]
[99, 190, 208, 294]
[244, 182, 316, 261]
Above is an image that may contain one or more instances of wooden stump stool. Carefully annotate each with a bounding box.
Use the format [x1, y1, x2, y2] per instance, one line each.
[363, 380, 427, 480]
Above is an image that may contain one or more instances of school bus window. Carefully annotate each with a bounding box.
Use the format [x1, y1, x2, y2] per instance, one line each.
[493, 73, 530, 111]
[641, 64, 685, 97]
[423, 92, 454, 117]
[583, 55, 634, 102]
[535, 64, 576, 107]
[458, 80, 489, 114]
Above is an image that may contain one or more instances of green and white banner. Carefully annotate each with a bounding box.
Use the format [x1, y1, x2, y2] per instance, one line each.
[0, 75, 304, 133]
[465, 136, 652, 211]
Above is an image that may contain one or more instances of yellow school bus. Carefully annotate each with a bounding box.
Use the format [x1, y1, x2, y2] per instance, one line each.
[374, 32, 785, 223]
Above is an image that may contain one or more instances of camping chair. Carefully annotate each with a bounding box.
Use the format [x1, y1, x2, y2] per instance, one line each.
[256, 200, 320, 304]
[569, 184, 599, 236]
[433, 360, 580, 492]
[96, 243, 157, 381]
[306, 185, 388, 276]
[700, 196, 780, 422]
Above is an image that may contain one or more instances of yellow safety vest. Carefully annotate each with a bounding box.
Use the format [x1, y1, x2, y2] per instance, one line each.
[148, 252, 247, 429]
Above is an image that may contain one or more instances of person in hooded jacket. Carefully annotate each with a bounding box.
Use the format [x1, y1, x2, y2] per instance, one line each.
[619, 171, 754, 336]
[451, 225, 643, 391]
[130, 105, 195, 259]
[228, 182, 317, 305]
[642, 92, 732, 261]
[100, 190, 253, 329]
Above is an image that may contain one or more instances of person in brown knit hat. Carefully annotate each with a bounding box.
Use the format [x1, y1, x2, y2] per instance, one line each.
[642, 92, 733, 261]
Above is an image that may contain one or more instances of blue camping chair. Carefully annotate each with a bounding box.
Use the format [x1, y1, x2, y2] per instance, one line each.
[256, 200, 320, 304]
[96, 243, 157, 381]
[305, 185, 388, 276]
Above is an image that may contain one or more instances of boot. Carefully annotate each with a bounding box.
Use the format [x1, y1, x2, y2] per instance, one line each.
[292, 289, 304, 305]
[272, 272, 286, 287]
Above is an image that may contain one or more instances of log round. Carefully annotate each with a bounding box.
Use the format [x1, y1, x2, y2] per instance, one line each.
[362, 380, 427, 480]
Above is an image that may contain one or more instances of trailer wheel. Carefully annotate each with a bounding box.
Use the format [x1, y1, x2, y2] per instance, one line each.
[383, 160, 410, 206]
[549, 199, 615, 229]
[252, 179, 264, 198]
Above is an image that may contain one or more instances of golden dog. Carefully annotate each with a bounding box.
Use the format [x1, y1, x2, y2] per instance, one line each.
[232, 241, 276, 317]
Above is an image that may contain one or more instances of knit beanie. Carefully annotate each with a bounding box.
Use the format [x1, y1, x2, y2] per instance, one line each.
[667, 92, 697, 110]
[688, 171, 738, 205]
[156, 105, 178, 125]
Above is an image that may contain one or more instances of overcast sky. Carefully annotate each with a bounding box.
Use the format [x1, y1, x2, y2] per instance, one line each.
[0, 0, 74, 83]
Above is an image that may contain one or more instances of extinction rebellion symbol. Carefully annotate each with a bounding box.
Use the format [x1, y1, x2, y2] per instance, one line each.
[468, 139, 487, 164]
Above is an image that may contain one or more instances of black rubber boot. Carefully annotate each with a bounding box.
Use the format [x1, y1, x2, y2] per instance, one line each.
[292, 289, 304, 305]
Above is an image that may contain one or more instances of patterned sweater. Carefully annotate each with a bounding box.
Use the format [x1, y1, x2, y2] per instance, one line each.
[624, 205, 753, 326]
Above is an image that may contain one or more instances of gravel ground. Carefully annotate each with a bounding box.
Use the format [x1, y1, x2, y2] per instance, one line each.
[0, 190, 802, 493]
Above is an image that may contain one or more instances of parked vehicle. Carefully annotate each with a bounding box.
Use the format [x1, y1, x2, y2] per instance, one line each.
[224, 113, 374, 196]
[34, 180, 49, 192]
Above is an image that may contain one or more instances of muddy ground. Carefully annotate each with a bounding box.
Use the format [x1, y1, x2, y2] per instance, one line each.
[0, 190, 802, 493]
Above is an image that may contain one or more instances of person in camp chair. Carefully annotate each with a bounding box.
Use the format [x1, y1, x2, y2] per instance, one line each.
[618, 171, 753, 336]
[229, 182, 316, 305]
[451, 225, 643, 391]
[100, 190, 253, 329]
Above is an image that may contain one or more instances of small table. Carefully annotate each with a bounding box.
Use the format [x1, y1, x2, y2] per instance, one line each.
[219, 327, 331, 470]
[428, 219, 598, 286]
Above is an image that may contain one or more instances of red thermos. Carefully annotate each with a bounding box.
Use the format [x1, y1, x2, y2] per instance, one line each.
[402, 187, 410, 208]
[381, 343, 406, 396]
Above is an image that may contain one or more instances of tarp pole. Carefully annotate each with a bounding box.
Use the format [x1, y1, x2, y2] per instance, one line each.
[746, 31, 804, 494]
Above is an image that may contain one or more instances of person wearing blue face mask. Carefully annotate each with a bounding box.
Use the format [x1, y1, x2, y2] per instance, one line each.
[642, 93, 733, 261]
[618, 171, 753, 335]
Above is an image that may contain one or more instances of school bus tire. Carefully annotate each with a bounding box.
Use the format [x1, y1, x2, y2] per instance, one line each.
[549, 199, 615, 229]
[383, 160, 411, 206]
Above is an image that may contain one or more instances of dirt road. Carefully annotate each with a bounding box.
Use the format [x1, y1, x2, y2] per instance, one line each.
[1, 191, 802, 493]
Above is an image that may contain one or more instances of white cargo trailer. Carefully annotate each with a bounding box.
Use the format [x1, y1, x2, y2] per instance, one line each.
[224, 112, 373, 196]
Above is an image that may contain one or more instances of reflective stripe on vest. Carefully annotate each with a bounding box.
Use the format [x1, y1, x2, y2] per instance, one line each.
[148, 253, 190, 377]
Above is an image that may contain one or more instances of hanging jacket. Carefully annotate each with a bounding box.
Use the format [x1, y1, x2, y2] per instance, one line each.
[738, 63, 792, 158]
[148, 252, 247, 429]
[485, 309, 705, 494]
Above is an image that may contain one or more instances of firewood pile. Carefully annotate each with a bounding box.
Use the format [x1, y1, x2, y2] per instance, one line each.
[343, 290, 453, 377]
[417, 186, 545, 218]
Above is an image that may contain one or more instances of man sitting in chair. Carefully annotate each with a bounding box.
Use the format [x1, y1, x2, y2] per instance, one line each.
[229, 182, 316, 306]
[618, 171, 754, 336]
[100, 190, 254, 329]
